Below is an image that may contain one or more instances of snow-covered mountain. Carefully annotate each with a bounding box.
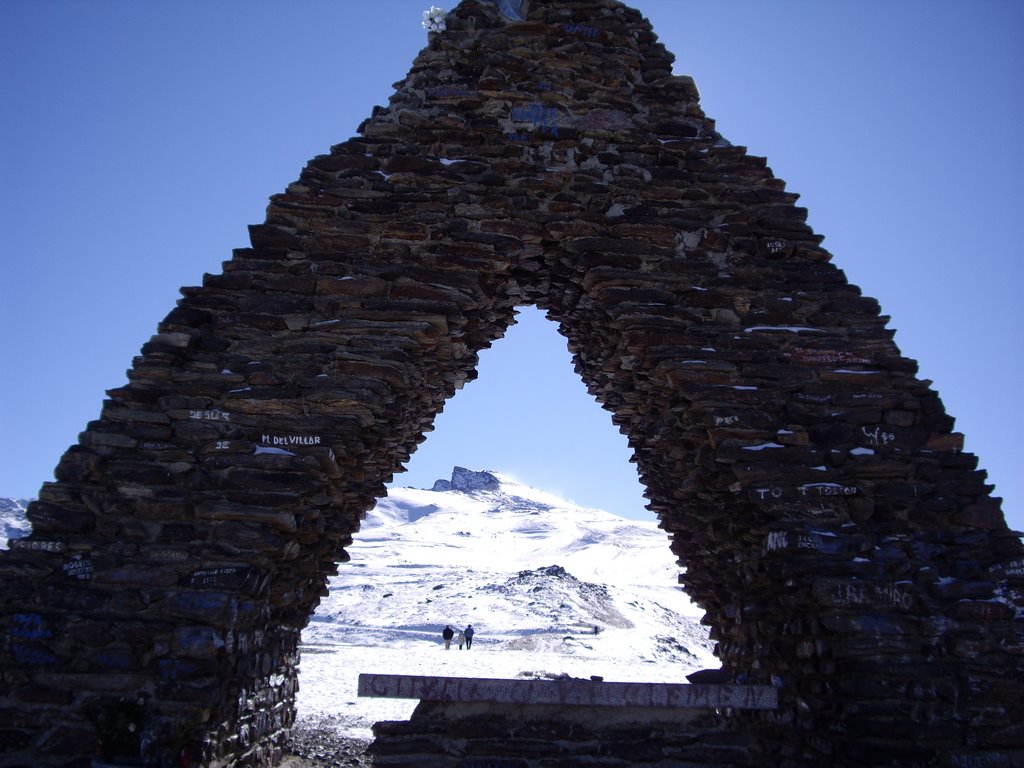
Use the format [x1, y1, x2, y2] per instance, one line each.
[311, 467, 709, 657]
[301, 468, 715, 737]
[0, 497, 31, 547]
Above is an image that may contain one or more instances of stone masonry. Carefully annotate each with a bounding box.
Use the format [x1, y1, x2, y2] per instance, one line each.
[1, 1, 1022, 766]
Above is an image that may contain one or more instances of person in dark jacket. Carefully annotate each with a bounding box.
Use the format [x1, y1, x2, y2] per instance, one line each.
[442, 624, 454, 650]
[463, 624, 475, 649]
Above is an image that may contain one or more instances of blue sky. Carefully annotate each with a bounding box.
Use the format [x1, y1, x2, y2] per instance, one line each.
[1, 1, 1021, 533]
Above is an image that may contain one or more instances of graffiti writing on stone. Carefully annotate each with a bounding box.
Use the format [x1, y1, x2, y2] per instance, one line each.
[751, 486, 790, 502]
[991, 558, 1024, 579]
[358, 674, 777, 710]
[260, 434, 322, 447]
[950, 752, 1013, 768]
[861, 425, 896, 447]
[750, 483, 858, 503]
[765, 531, 818, 553]
[9, 539, 65, 553]
[188, 566, 250, 589]
[789, 347, 875, 366]
[140, 441, 179, 451]
[800, 483, 858, 497]
[190, 409, 230, 421]
[764, 529, 849, 556]
[215, 313, 242, 327]
[510, 103, 560, 138]
[815, 579, 915, 611]
[850, 392, 887, 402]
[563, 22, 600, 39]
[62, 553, 93, 580]
[793, 392, 833, 404]
[148, 548, 190, 563]
[9, 615, 57, 666]
[12, 613, 52, 639]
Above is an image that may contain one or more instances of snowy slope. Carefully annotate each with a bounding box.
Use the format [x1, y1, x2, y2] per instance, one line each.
[314, 467, 704, 632]
[299, 468, 716, 737]
[0, 498, 30, 548]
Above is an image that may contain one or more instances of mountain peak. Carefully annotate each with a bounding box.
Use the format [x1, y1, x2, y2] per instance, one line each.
[430, 467, 501, 493]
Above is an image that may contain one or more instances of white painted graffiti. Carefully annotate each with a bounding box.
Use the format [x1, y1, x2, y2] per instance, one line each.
[987, 561, 1019, 577]
[829, 581, 914, 610]
[148, 549, 189, 562]
[796, 534, 818, 551]
[62, 554, 93, 580]
[190, 409, 230, 422]
[862, 425, 896, 447]
[765, 531, 817, 553]
[260, 434, 322, 447]
[754, 486, 786, 501]
[9, 540, 64, 553]
[798, 483, 858, 497]
[140, 441, 178, 451]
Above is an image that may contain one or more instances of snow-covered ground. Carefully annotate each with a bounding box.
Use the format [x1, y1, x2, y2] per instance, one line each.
[295, 468, 716, 739]
[297, 637, 715, 740]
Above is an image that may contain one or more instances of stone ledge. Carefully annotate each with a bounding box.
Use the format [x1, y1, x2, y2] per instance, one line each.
[357, 674, 777, 710]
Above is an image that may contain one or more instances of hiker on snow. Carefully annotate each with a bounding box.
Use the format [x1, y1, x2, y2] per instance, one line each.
[464, 624, 475, 649]
[456, 629, 466, 649]
[442, 624, 454, 650]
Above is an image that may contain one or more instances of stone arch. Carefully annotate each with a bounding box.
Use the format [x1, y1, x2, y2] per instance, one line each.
[2, 1, 1021, 766]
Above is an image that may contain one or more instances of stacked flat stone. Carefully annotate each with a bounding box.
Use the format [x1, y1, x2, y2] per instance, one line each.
[1, 1, 1021, 766]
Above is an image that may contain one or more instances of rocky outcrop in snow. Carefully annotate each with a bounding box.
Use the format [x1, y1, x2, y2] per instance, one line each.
[430, 466, 501, 493]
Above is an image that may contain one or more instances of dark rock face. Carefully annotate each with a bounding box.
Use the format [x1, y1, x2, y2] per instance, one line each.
[1, 1, 1021, 766]
[431, 467, 502, 493]
[371, 702, 754, 767]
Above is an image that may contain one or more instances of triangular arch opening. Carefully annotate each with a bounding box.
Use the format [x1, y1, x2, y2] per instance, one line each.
[389, 304, 651, 522]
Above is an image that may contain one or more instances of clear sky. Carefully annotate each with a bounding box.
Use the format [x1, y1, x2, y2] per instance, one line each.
[1, 1, 1021, 533]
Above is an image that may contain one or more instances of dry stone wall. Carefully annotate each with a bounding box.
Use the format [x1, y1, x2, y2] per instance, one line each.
[370, 702, 755, 767]
[1, 1, 1022, 766]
